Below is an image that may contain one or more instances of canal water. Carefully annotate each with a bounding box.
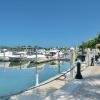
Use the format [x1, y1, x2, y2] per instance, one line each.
[0, 60, 70, 97]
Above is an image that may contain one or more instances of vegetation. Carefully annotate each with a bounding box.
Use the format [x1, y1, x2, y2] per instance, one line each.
[79, 33, 100, 49]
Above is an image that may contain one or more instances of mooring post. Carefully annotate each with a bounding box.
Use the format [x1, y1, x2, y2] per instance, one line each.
[75, 59, 83, 79]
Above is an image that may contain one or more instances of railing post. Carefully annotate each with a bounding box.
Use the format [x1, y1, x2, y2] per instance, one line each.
[69, 48, 75, 79]
[35, 48, 38, 63]
[35, 65, 39, 86]
[87, 48, 90, 66]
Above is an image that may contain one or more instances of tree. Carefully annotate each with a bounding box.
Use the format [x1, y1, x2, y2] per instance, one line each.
[79, 33, 100, 49]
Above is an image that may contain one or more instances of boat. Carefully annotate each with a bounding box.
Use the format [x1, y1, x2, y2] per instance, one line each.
[26, 50, 46, 62]
[9, 51, 27, 62]
[0, 49, 13, 61]
[48, 49, 64, 59]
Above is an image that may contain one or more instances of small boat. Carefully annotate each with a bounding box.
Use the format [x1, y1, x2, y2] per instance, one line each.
[26, 51, 36, 61]
[0, 49, 13, 61]
[9, 51, 27, 62]
[26, 51, 46, 62]
[48, 49, 64, 59]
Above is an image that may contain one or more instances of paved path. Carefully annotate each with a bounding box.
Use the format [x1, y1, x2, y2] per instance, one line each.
[2, 63, 100, 100]
[45, 64, 100, 100]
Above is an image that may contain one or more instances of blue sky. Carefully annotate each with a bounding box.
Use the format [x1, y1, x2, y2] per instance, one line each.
[0, 0, 100, 47]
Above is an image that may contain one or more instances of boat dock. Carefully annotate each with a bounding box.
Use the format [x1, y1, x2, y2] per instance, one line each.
[33, 57, 69, 64]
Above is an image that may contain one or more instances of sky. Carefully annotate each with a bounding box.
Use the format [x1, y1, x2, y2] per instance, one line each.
[0, 0, 100, 47]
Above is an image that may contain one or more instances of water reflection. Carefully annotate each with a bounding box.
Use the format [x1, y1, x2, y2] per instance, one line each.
[49, 61, 59, 68]
[9, 61, 30, 69]
[0, 60, 70, 97]
[49, 60, 63, 73]
[35, 65, 39, 86]
[0, 62, 10, 68]
[29, 63, 45, 70]
[32, 63, 46, 86]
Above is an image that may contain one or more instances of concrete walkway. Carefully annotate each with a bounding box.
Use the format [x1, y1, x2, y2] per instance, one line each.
[3, 63, 100, 100]
[45, 64, 100, 100]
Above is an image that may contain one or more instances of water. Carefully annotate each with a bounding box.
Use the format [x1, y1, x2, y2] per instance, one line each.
[0, 61, 70, 97]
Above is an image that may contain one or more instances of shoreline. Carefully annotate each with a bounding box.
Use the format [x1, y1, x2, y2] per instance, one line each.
[0, 66, 71, 99]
